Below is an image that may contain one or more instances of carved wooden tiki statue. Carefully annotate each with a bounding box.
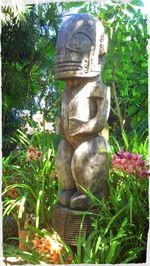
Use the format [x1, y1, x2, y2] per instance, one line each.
[55, 13, 110, 210]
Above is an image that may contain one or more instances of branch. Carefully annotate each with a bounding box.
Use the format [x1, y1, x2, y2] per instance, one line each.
[111, 64, 124, 131]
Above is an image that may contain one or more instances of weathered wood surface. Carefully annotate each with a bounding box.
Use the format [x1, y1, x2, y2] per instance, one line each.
[55, 13, 110, 210]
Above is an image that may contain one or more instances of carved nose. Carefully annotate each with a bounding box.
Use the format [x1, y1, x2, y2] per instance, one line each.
[56, 48, 82, 64]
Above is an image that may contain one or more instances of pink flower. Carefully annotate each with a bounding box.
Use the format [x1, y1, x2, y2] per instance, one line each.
[112, 150, 149, 179]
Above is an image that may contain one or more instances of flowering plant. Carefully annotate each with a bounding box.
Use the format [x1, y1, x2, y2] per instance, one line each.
[112, 150, 148, 179]
[24, 111, 55, 135]
[71, 136, 149, 264]
[2, 111, 59, 231]
[32, 231, 73, 264]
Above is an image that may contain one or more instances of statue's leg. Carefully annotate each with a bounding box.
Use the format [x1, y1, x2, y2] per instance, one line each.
[70, 135, 109, 210]
[55, 139, 77, 207]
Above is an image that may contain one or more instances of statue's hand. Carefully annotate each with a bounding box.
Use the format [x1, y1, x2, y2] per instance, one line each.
[69, 117, 83, 136]
[69, 116, 98, 136]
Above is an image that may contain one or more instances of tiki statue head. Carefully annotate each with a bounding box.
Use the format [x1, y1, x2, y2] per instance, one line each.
[55, 13, 108, 79]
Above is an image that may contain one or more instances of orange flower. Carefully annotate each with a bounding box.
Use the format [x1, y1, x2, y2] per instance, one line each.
[50, 251, 61, 264]
[28, 146, 36, 153]
[32, 237, 42, 249]
[32, 233, 67, 264]
[37, 245, 48, 253]
[8, 188, 19, 199]
[27, 146, 42, 161]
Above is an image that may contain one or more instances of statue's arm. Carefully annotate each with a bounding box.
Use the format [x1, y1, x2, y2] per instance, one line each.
[69, 86, 110, 136]
[55, 117, 64, 135]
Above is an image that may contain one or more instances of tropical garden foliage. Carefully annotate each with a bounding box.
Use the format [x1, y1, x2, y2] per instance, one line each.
[2, 0, 149, 264]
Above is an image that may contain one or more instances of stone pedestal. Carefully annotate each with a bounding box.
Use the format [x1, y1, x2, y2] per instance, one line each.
[52, 204, 92, 246]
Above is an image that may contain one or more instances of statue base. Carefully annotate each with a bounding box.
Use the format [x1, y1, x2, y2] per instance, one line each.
[52, 203, 92, 246]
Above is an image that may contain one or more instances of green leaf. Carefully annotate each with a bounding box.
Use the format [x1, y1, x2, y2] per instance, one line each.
[130, 0, 144, 7]
[3, 198, 21, 217]
[3, 243, 40, 264]
[18, 193, 28, 219]
[121, 130, 129, 150]
[95, 235, 101, 253]
[2, 184, 37, 201]
[106, 240, 119, 263]
[63, 2, 85, 10]
[35, 190, 43, 228]
[103, 205, 127, 237]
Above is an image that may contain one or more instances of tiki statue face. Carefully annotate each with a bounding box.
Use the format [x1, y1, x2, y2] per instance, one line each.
[55, 14, 108, 79]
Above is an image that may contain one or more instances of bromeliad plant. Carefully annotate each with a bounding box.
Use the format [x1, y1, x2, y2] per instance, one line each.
[2, 111, 59, 231]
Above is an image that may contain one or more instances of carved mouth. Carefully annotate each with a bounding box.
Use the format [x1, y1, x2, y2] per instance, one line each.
[55, 61, 83, 72]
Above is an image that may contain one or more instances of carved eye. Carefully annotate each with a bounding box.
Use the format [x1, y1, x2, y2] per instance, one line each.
[68, 32, 93, 52]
